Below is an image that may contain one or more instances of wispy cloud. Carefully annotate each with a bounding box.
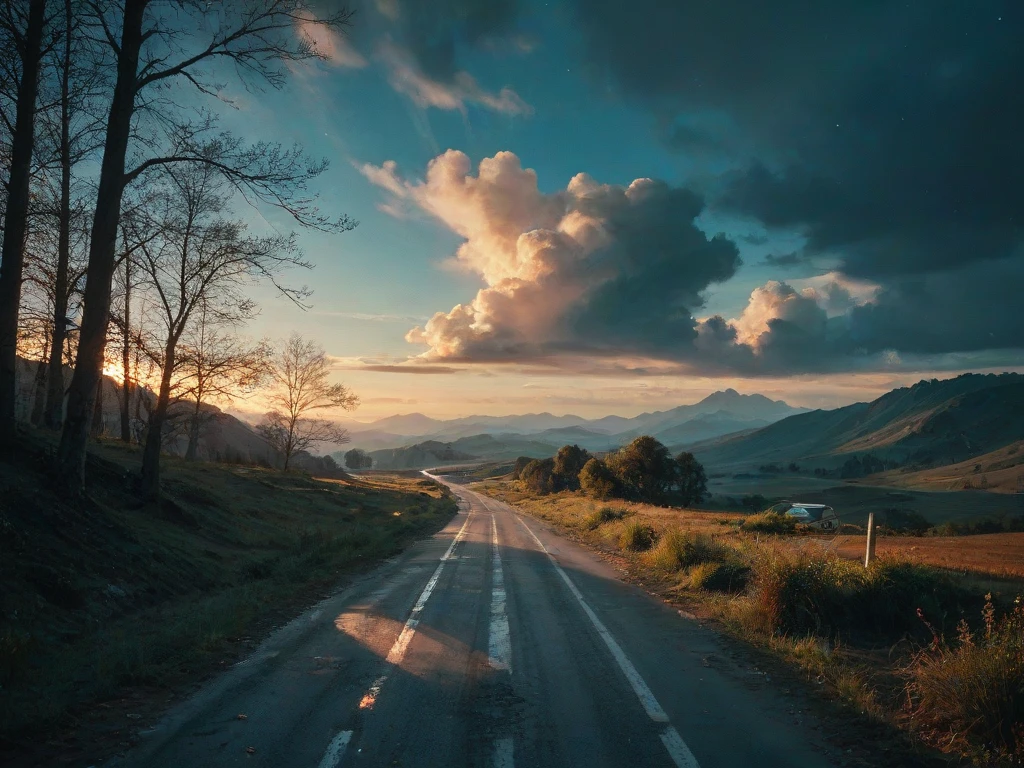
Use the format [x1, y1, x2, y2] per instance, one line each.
[296, 12, 367, 68]
[377, 40, 532, 115]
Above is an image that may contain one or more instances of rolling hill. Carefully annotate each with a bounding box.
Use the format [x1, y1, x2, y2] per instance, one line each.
[691, 373, 1024, 472]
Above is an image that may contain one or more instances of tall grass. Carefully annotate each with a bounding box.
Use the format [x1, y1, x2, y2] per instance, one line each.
[906, 595, 1024, 762]
[739, 511, 797, 534]
[619, 520, 657, 551]
[644, 529, 727, 570]
[745, 550, 973, 638]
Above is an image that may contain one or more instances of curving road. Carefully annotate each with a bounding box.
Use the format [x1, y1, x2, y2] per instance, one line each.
[114, 476, 838, 768]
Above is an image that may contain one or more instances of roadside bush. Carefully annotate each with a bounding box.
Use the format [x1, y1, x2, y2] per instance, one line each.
[645, 529, 730, 572]
[619, 520, 657, 552]
[687, 561, 750, 593]
[751, 551, 862, 635]
[907, 595, 1024, 762]
[749, 551, 973, 639]
[582, 506, 626, 531]
[740, 511, 797, 535]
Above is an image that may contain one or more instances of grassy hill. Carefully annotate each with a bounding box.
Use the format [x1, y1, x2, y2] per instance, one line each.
[0, 433, 456, 750]
[692, 373, 1024, 472]
[868, 440, 1024, 493]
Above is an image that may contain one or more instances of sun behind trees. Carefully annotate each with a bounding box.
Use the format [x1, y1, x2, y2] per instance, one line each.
[0, 2, 358, 495]
[257, 334, 359, 471]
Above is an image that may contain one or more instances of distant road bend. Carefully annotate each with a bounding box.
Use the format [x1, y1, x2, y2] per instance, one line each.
[116, 474, 836, 768]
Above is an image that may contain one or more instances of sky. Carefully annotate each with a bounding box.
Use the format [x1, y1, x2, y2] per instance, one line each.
[206, 0, 1022, 421]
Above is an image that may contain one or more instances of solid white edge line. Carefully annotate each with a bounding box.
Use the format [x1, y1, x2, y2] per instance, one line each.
[488, 515, 512, 672]
[511, 513, 668, 721]
[660, 726, 700, 768]
[511, 509, 702, 768]
[316, 729, 353, 768]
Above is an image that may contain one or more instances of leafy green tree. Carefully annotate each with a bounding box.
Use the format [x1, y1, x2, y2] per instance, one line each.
[607, 436, 675, 502]
[579, 457, 616, 500]
[520, 457, 555, 495]
[553, 444, 592, 490]
[674, 451, 708, 507]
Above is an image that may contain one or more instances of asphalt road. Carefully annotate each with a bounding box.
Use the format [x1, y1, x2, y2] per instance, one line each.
[115, 477, 838, 768]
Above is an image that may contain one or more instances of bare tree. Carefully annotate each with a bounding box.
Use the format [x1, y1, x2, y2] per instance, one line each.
[257, 334, 357, 471]
[135, 163, 308, 496]
[56, 0, 355, 490]
[0, 0, 53, 441]
[40, 0, 106, 429]
[176, 302, 272, 461]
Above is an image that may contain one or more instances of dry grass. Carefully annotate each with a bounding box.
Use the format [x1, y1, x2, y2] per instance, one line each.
[475, 479, 1024, 763]
[829, 532, 1024, 580]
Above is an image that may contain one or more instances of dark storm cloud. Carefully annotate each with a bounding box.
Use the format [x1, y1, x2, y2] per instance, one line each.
[384, 0, 521, 80]
[570, 1, 1024, 276]
[566, 183, 740, 354]
[761, 252, 803, 268]
[564, 0, 1024, 361]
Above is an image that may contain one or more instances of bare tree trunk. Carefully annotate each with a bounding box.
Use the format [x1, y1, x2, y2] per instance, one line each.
[185, 401, 201, 460]
[91, 376, 104, 437]
[57, 0, 148, 489]
[140, 341, 175, 497]
[119, 257, 132, 442]
[30, 357, 48, 425]
[44, 0, 76, 430]
[0, 0, 48, 442]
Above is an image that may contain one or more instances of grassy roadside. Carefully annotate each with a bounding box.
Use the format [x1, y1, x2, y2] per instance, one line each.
[0, 434, 457, 758]
[473, 480, 1024, 765]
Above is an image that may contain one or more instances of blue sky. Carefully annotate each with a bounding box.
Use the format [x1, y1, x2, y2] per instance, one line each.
[198, 0, 1023, 420]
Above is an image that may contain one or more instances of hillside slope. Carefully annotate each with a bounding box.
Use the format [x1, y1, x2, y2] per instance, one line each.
[0, 433, 456, 749]
[867, 440, 1024, 493]
[693, 373, 1024, 470]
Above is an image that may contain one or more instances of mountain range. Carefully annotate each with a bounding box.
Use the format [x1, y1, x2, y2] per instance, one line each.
[339, 390, 809, 469]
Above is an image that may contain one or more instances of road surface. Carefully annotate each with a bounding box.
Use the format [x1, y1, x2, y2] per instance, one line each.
[114, 477, 837, 767]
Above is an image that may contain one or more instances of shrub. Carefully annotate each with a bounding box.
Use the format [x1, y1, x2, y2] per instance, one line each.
[907, 595, 1024, 761]
[749, 551, 973, 639]
[751, 551, 862, 635]
[619, 520, 657, 552]
[645, 529, 730, 572]
[687, 561, 750, 593]
[740, 511, 797, 534]
[582, 506, 625, 531]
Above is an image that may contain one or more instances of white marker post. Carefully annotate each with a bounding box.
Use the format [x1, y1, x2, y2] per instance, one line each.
[864, 512, 876, 568]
